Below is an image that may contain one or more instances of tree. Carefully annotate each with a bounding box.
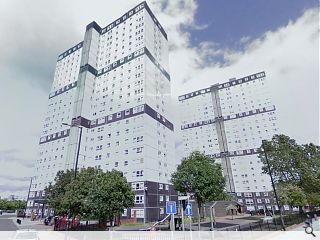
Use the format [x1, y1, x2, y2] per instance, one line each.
[44, 169, 74, 215]
[259, 135, 320, 208]
[300, 143, 320, 206]
[85, 170, 135, 228]
[0, 199, 26, 210]
[259, 135, 302, 184]
[45, 167, 134, 229]
[276, 183, 307, 209]
[171, 151, 228, 230]
[61, 167, 100, 217]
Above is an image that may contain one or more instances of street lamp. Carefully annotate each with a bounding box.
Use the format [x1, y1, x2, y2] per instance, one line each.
[25, 176, 35, 216]
[62, 123, 83, 179]
[143, 186, 148, 224]
[261, 140, 286, 231]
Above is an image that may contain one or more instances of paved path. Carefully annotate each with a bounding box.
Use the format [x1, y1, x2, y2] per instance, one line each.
[0, 214, 51, 231]
[292, 218, 320, 232]
[13, 217, 52, 231]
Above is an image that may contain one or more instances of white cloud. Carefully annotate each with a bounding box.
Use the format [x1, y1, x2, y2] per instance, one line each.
[173, 8, 319, 147]
[0, 0, 318, 197]
[239, 36, 251, 44]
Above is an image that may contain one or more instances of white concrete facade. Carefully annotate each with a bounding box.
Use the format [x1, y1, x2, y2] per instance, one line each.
[28, 2, 176, 222]
[178, 72, 279, 211]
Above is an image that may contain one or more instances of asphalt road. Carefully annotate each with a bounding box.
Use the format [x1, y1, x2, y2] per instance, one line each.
[0, 218, 18, 231]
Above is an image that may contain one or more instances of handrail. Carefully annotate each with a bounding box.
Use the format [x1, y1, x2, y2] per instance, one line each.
[141, 214, 171, 230]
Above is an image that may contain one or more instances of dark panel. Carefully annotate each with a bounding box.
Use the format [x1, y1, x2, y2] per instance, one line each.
[57, 42, 83, 62]
[178, 71, 266, 101]
[48, 81, 77, 99]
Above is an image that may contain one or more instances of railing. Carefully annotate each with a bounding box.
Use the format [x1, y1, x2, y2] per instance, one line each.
[140, 214, 171, 231]
[219, 210, 320, 231]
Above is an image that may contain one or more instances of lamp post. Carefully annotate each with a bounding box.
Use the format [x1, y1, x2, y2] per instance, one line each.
[62, 123, 83, 179]
[261, 140, 286, 231]
[143, 186, 148, 224]
[25, 176, 35, 216]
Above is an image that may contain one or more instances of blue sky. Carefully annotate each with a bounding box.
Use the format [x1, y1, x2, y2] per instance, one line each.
[187, 0, 318, 49]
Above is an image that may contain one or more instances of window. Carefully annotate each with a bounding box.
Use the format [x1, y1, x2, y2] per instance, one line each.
[135, 195, 144, 204]
[263, 192, 268, 197]
[245, 199, 254, 204]
[255, 192, 260, 197]
[265, 199, 270, 203]
[136, 170, 143, 177]
[115, 162, 118, 167]
[130, 209, 144, 218]
[124, 161, 128, 166]
[159, 195, 163, 202]
[159, 184, 163, 190]
[166, 196, 169, 202]
[132, 182, 144, 190]
[165, 185, 169, 191]
[96, 145, 102, 150]
[122, 209, 127, 217]
[160, 208, 164, 214]
[236, 193, 242, 197]
[244, 192, 252, 197]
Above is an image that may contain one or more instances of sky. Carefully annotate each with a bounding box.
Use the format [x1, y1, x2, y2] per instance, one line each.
[0, 0, 318, 199]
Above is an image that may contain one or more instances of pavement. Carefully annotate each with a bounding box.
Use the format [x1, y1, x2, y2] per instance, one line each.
[0, 214, 51, 231]
[291, 218, 320, 232]
[185, 214, 264, 231]
[0, 218, 18, 231]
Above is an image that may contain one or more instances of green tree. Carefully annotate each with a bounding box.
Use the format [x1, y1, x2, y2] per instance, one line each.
[300, 143, 320, 206]
[44, 169, 74, 215]
[85, 170, 135, 228]
[171, 151, 228, 230]
[259, 135, 320, 208]
[276, 183, 307, 209]
[61, 167, 100, 217]
[260, 135, 302, 184]
[45, 167, 134, 228]
[0, 199, 26, 211]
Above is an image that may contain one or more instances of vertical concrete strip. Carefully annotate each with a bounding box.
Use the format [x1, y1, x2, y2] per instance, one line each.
[65, 23, 100, 170]
[210, 84, 235, 193]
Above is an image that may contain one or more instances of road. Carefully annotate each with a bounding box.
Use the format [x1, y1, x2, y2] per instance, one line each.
[0, 216, 18, 231]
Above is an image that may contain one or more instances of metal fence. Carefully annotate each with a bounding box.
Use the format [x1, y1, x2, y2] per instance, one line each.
[220, 210, 320, 231]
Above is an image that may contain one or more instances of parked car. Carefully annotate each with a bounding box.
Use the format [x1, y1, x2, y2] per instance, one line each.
[16, 209, 25, 218]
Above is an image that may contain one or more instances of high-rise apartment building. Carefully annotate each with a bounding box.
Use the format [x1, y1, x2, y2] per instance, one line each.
[27, 1, 176, 222]
[178, 72, 279, 211]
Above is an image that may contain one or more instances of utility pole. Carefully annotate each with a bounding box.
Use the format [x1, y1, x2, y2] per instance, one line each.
[62, 123, 83, 179]
[25, 177, 34, 215]
[143, 185, 148, 225]
[181, 200, 185, 231]
[74, 126, 82, 179]
[262, 140, 286, 231]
